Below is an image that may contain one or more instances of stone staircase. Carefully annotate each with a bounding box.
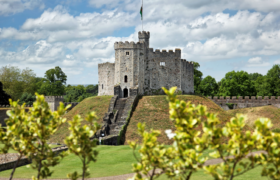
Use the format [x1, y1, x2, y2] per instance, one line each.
[99, 94, 139, 145]
[109, 98, 127, 135]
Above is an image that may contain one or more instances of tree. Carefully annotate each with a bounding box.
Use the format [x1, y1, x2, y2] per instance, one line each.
[65, 112, 100, 180]
[248, 73, 263, 81]
[255, 65, 280, 97]
[198, 75, 218, 96]
[191, 61, 203, 94]
[64, 85, 86, 102]
[219, 71, 254, 96]
[0, 65, 36, 100]
[0, 94, 70, 180]
[85, 84, 98, 96]
[19, 92, 36, 105]
[38, 66, 67, 96]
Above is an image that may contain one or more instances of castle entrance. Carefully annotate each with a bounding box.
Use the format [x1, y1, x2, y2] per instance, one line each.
[123, 88, 128, 98]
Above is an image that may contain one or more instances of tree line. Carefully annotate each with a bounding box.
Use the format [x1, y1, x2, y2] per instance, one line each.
[0, 65, 98, 105]
[192, 62, 280, 97]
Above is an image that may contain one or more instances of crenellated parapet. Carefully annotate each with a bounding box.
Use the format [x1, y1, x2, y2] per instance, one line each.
[208, 96, 280, 110]
[138, 31, 150, 39]
[45, 96, 64, 102]
[149, 48, 181, 58]
[114, 41, 144, 50]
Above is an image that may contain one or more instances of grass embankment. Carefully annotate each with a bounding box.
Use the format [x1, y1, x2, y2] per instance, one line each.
[48, 95, 112, 144]
[228, 105, 280, 130]
[0, 145, 267, 179]
[125, 95, 233, 145]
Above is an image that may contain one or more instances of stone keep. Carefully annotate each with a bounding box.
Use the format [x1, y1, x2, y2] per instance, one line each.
[98, 31, 194, 97]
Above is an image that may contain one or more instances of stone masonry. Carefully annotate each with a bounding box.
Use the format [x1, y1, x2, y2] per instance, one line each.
[208, 96, 280, 110]
[98, 31, 194, 98]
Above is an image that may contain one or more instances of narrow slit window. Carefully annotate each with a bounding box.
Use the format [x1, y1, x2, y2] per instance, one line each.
[126, 52, 129, 55]
[102, 84, 103, 89]
[160, 62, 165, 66]
[124, 75, 128, 83]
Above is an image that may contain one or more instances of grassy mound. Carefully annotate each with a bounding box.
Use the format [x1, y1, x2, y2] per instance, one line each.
[48, 95, 112, 144]
[125, 95, 232, 145]
[227, 105, 280, 130]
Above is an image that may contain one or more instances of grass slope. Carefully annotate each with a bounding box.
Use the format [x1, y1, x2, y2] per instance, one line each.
[125, 95, 232, 145]
[49, 95, 112, 144]
[227, 105, 280, 130]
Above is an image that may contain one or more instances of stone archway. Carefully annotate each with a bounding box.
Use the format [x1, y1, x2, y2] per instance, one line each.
[123, 88, 128, 98]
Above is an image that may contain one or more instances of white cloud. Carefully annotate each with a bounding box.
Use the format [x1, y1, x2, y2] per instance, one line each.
[274, 60, 280, 64]
[247, 57, 270, 67]
[0, 0, 45, 16]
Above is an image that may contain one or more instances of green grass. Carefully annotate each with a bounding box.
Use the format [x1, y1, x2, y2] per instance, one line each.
[48, 95, 112, 144]
[0, 145, 268, 179]
[0, 145, 140, 178]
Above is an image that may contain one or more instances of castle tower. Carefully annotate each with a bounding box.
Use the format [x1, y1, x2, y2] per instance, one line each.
[114, 40, 144, 98]
[138, 31, 150, 49]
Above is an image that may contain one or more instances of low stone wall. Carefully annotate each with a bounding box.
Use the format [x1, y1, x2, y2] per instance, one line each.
[0, 145, 68, 171]
[208, 96, 280, 110]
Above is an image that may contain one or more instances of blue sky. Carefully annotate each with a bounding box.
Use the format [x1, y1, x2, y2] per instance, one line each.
[0, 0, 280, 85]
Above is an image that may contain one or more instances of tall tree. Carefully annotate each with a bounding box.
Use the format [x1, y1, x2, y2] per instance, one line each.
[255, 65, 280, 96]
[198, 76, 218, 96]
[219, 70, 254, 96]
[0, 65, 36, 100]
[38, 66, 67, 96]
[191, 61, 203, 94]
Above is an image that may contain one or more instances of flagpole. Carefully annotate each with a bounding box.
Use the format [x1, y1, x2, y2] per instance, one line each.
[142, 0, 143, 31]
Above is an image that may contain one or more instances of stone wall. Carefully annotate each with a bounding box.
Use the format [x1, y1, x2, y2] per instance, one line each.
[208, 96, 280, 110]
[0, 145, 68, 171]
[45, 96, 64, 112]
[98, 62, 115, 96]
[0, 108, 30, 127]
[181, 60, 194, 94]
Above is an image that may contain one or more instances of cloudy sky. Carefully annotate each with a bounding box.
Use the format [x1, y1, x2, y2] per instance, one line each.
[0, 0, 280, 85]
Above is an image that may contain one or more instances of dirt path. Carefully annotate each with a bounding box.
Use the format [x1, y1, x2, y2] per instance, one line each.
[0, 150, 267, 180]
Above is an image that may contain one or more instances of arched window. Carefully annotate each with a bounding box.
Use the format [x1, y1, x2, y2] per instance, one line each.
[102, 84, 103, 89]
[124, 75, 127, 83]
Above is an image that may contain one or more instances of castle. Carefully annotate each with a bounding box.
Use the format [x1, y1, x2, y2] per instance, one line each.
[98, 31, 194, 97]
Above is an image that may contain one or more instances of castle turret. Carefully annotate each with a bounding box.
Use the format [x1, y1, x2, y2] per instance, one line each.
[138, 31, 150, 48]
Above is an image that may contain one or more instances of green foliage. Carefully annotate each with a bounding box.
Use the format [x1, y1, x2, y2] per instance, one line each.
[226, 103, 235, 109]
[219, 71, 255, 96]
[191, 61, 203, 94]
[272, 128, 280, 133]
[198, 75, 219, 96]
[0, 93, 70, 180]
[38, 66, 67, 96]
[129, 86, 280, 180]
[64, 112, 100, 180]
[19, 92, 36, 105]
[255, 65, 280, 97]
[0, 65, 37, 100]
[85, 84, 98, 95]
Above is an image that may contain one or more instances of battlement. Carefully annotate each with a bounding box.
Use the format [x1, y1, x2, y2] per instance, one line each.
[98, 62, 115, 67]
[114, 41, 144, 49]
[180, 59, 193, 64]
[208, 96, 279, 100]
[138, 31, 150, 39]
[149, 48, 181, 58]
[45, 96, 64, 102]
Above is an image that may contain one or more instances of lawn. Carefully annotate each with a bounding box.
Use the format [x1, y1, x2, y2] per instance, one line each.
[0, 145, 268, 179]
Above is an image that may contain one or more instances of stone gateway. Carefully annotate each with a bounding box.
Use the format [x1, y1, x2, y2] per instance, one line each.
[98, 31, 194, 97]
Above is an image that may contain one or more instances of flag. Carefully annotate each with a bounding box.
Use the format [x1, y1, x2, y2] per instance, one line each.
[140, 6, 143, 20]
